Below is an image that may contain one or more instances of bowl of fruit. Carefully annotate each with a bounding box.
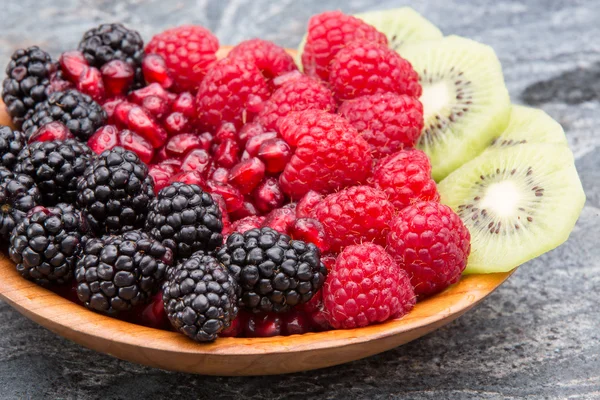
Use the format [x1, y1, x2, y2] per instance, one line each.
[0, 8, 585, 376]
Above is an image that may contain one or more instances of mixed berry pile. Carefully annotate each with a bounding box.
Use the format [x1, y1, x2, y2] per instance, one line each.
[0, 11, 470, 342]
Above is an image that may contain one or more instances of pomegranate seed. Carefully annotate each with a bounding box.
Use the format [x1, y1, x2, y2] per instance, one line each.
[171, 92, 196, 118]
[282, 309, 313, 335]
[238, 122, 266, 146]
[229, 215, 265, 234]
[283, 202, 297, 211]
[289, 217, 330, 253]
[245, 132, 278, 157]
[165, 133, 204, 158]
[299, 291, 331, 332]
[142, 95, 170, 120]
[197, 132, 213, 151]
[230, 201, 259, 221]
[211, 193, 231, 235]
[149, 164, 175, 193]
[129, 82, 173, 105]
[257, 138, 291, 174]
[119, 129, 154, 164]
[77, 66, 105, 102]
[169, 170, 207, 188]
[244, 312, 282, 338]
[28, 121, 73, 143]
[59, 51, 88, 82]
[152, 146, 168, 164]
[112, 101, 134, 128]
[210, 167, 229, 184]
[296, 190, 323, 218]
[87, 125, 119, 154]
[206, 180, 244, 213]
[239, 150, 251, 162]
[137, 293, 170, 330]
[48, 70, 74, 94]
[102, 97, 125, 124]
[159, 158, 182, 169]
[50, 279, 79, 304]
[101, 60, 134, 97]
[180, 148, 212, 178]
[214, 139, 239, 168]
[228, 158, 265, 195]
[142, 54, 173, 89]
[215, 123, 237, 143]
[127, 106, 168, 148]
[220, 315, 244, 337]
[252, 177, 285, 214]
[163, 112, 189, 136]
[272, 70, 304, 87]
[262, 207, 296, 234]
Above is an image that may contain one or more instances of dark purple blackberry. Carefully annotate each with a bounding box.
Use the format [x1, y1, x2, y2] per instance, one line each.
[13, 139, 93, 205]
[217, 227, 327, 313]
[78, 23, 144, 88]
[0, 126, 26, 170]
[9, 204, 88, 286]
[163, 252, 239, 342]
[0, 169, 41, 239]
[145, 183, 223, 260]
[21, 89, 106, 141]
[2, 46, 55, 127]
[75, 230, 172, 314]
[76, 146, 154, 234]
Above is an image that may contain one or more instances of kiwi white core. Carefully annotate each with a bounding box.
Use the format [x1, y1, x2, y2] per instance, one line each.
[421, 81, 454, 120]
[479, 180, 521, 218]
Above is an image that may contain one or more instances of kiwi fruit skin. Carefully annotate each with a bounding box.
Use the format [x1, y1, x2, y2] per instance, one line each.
[401, 35, 511, 182]
[438, 143, 585, 274]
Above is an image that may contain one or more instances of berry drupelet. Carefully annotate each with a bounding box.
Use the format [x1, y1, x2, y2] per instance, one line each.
[145, 182, 223, 260]
[76, 147, 154, 234]
[0, 169, 41, 239]
[75, 230, 173, 314]
[217, 227, 327, 313]
[163, 252, 239, 342]
[9, 204, 89, 286]
[14, 139, 93, 205]
[0, 126, 26, 170]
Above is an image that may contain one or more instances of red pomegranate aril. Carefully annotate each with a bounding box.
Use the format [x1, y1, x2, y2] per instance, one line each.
[299, 291, 331, 332]
[48, 70, 74, 94]
[163, 112, 189, 136]
[59, 50, 88, 82]
[113, 101, 135, 128]
[245, 132, 278, 157]
[137, 293, 170, 330]
[171, 92, 196, 118]
[127, 106, 168, 148]
[210, 167, 229, 184]
[283, 202, 297, 211]
[252, 177, 285, 214]
[149, 164, 176, 193]
[152, 145, 168, 164]
[102, 97, 125, 124]
[262, 206, 296, 234]
[219, 315, 244, 337]
[321, 254, 336, 271]
[87, 125, 119, 154]
[169, 170, 207, 188]
[282, 309, 313, 335]
[206, 180, 244, 213]
[244, 312, 282, 338]
[129, 82, 173, 105]
[142, 54, 173, 89]
[238, 122, 266, 146]
[229, 215, 265, 234]
[198, 132, 214, 151]
[159, 158, 182, 169]
[228, 158, 265, 195]
[101, 60, 134, 97]
[230, 201, 259, 221]
[77, 66, 105, 102]
[29, 121, 73, 143]
[296, 190, 323, 218]
[214, 139, 240, 168]
[180, 148, 212, 178]
[211, 193, 231, 235]
[289, 217, 330, 253]
[142, 95, 170, 120]
[215, 122, 238, 143]
[257, 138, 292, 174]
[165, 133, 204, 158]
[118, 129, 154, 164]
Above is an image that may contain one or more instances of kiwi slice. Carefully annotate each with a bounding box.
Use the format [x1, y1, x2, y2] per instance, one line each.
[485, 104, 567, 150]
[401, 35, 511, 181]
[295, 7, 443, 69]
[438, 143, 585, 274]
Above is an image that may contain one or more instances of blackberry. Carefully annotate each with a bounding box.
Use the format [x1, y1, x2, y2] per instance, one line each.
[0, 169, 41, 239]
[0, 126, 26, 170]
[75, 230, 172, 314]
[78, 23, 144, 88]
[2, 46, 55, 127]
[146, 183, 223, 260]
[217, 227, 327, 313]
[22, 89, 106, 141]
[77, 147, 154, 234]
[14, 139, 93, 205]
[9, 205, 88, 285]
[163, 252, 239, 342]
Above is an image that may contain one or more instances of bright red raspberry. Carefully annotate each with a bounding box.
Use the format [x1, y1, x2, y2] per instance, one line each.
[372, 149, 439, 210]
[256, 76, 336, 131]
[145, 25, 219, 92]
[228, 39, 297, 80]
[329, 40, 421, 102]
[296, 190, 323, 219]
[311, 185, 394, 253]
[302, 11, 387, 81]
[338, 93, 424, 158]
[196, 58, 270, 129]
[386, 201, 471, 298]
[323, 243, 415, 329]
[278, 110, 372, 199]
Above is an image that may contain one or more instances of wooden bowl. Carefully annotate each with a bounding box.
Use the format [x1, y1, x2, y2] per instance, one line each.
[0, 47, 514, 376]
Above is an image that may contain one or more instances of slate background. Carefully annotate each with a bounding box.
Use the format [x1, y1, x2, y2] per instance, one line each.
[0, 0, 599, 399]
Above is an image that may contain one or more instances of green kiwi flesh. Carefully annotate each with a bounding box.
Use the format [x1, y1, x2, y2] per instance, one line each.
[401, 35, 511, 181]
[438, 143, 585, 274]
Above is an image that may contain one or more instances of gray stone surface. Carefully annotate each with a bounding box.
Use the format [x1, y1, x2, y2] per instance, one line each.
[0, 0, 599, 398]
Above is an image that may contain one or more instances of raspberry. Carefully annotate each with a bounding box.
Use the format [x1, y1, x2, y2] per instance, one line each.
[278, 110, 372, 199]
[311, 185, 394, 253]
[256, 76, 336, 132]
[323, 243, 416, 329]
[228, 39, 297, 80]
[296, 190, 322, 219]
[338, 93, 424, 158]
[196, 58, 270, 130]
[329, 40, 421, 102]
[145, 25, 219, 92]
[372, 149, 440, 210]
[386, 201, 471, 298]
[301, 11, 387, 81]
